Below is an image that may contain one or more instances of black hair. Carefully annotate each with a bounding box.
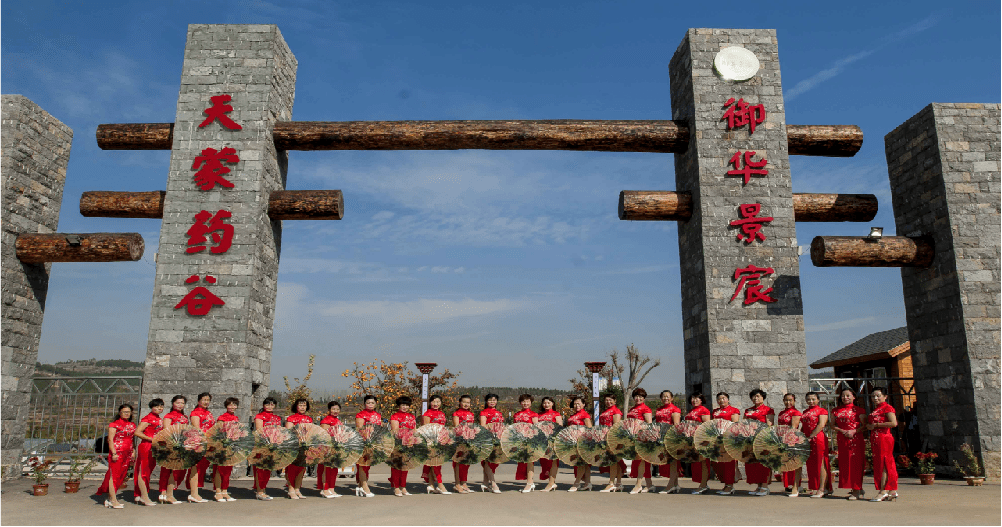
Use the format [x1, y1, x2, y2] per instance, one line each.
[839, 387, 856, 397]
[518, 393, 534, 403]
[118, 403, 135, 421]
[262, 396, 278, 409]
[660, 390, 674, 399]
[484, 393, 499, 404]
[149, 398, 165, 409]
[429, 394, 443, 403]
[395, 396, 412, 407]
[171, 395, 186, 405]
[363, 394, 377, 403]
[784, 393, 797, 401]
[327, 401, 341, 410]
[292, 398, 311, 413]
[871, 387, 887, 396]
[749, 389, 767, 400]
[805, 392, 821, 401]
[716, 391, 730, 399]
[689, 393, 705, 406]
[223, 397, 240, 407]
[632, 388, 647, 399]
[540, 396, 555, 410]
[197, 392, 212, 402]
[569, 395, 585, 406]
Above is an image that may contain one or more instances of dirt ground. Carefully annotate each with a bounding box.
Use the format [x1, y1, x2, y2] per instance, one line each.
[2, 464, 999, 526]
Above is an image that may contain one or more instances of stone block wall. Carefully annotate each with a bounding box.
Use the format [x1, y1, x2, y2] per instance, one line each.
[669, 29, 807, 403]
[140, 25, 297, 420]
[884, 103, 1001, 479]
[1, 95, 72, 478]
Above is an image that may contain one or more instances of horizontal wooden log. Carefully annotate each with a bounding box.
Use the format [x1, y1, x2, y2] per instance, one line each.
[96, 121, 862, 156]
[810, 236, 934, 268]
[81, 191, 166, 218]
[268, 190, 343, 220]
[619, 192, 877, 222]
[15, 233, 145, 263]
[78, 190, 343, 220]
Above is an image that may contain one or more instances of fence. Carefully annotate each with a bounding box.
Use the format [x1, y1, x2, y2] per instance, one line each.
[22, 376, 143, 476]
[809, 376, 917, 454]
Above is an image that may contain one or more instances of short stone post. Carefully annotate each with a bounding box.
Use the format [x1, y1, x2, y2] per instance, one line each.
[415, 363, 437, 414]
[584, 361, 606, 421]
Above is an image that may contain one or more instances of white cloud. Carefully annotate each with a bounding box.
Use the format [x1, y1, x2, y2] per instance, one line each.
[807, 316, 877, 333]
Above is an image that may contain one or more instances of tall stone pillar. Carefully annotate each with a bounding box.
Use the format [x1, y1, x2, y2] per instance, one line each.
[1, 95, 73, 477]
[884, 103, 1001, 479]
[141, 25, 297, 417]
[669, 29, 807, 401]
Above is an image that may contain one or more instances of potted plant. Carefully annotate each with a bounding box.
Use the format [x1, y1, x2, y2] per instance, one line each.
[64, 456, 99, 493]
[913, 451, 938, 484]
[27, 456, 57, 495]
[896, 454, 912, 474]
[952, 443, 984, 486]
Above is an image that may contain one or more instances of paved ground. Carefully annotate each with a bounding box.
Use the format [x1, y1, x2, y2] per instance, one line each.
[2, 464, 999, 525]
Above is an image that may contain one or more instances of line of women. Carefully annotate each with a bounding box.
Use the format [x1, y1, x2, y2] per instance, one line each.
[95, 385, 899, 508]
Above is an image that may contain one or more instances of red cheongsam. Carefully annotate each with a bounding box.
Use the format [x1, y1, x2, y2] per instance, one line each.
[598, 406, 626, 474]
[354, 409, 382, 484]
[421, 409, 448, 484]
[97, 418, 136, 495]
[567, 409, 590, 426]
[284, 413, 315, 486]
[537, 410, 562, 480]
[626, 404, 653, 479]
[868, 402, 898, 491]
[743, 405, 775, 485]
[316, 414, 342, 490]
[711, 405, 741, 485]
[480, 407, 505, 473]
[833, 403, 866, 490]
[133, 412, 161, 498]
[801, 406, 833, 492]
[159, 410, 190, 492]
[452, 408, 476, 482]
[212, 411, 239, 491]
[684, 406, 711, 482]
[513, 409, 539, 480]
[186, 406, 215, 490]
[253, 411, 282, 491]
[389, 412, 417, 488]
[777, 407, 802, 488]
[656, 404, 682, 477]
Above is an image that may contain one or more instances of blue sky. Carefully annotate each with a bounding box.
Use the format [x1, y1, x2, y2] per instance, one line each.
[3, 1, 999, 392]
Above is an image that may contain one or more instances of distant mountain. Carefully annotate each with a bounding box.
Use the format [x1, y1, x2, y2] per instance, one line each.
[34, 359, 144, 377]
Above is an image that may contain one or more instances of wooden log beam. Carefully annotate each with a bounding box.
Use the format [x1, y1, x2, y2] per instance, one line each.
[15, 233, 145, 263]
[619, 191, 878, 222]
[79, 190, 343, 220]
[267, 190, 343, 220]
[81, 191, 166, 218]
[810, 236, 934, 267]
[96, 121, 862, 156]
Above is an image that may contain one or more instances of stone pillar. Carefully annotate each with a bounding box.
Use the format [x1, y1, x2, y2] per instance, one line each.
[669, 29, 807, 402]
[884, 103, 1001, 480]
[141, 25, 297, 419]
[1, 95, 73, 478]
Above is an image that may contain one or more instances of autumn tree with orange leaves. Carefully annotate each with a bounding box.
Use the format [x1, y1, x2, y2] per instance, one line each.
[342, 360, 463, 419]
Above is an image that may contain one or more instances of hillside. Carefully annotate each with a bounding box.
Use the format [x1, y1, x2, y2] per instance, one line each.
[34, 359, 144, 377]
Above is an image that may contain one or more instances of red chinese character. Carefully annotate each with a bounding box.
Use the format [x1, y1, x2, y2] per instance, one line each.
[729, 203, 774, 244]
[198, 94, 243, 130]
[191, 147, 239, 191]
[730, 265, 777, 305]
[174, 274, 225, 315]
[726, 151, 769, 185]
[186, 210, 234, 254]
[721, 97, 766, 134]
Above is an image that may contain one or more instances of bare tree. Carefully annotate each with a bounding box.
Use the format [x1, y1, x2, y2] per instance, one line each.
[610, 344, 661, 415]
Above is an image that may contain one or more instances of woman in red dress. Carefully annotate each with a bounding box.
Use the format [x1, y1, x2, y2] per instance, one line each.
[626, 388, 653, 494]
[655, 390, 682, 494]
[513, 393, 540, 493]
[598, 392, 624, 492]
[253, 396, 282, 501]
[421, 394, 452, 495]
[160, 395, 192, 504]
[866, 387, 899, 502]
[186, 392, 214, 502]
[354, 394, 381, 498]
[711, 392, 741, 495]
[133, 398, 163, 506]
[389, 396, 417, 497]
[97, 404, 136, 509]
[684, 393, 712, 494]
[479, 393, 504, 494]
[451, 394, 476, 494]
[832, 387, 866, 500]
[212, 397, 240, 502]
[777, 393, 803, 496]
[317, 400, 342, 498]
[284, 398, 314, 499]
[802, 392, 833, 498]
[743, 389, 775, 496]
[537, 396, 564, 492]
[565, 395, 593, 492]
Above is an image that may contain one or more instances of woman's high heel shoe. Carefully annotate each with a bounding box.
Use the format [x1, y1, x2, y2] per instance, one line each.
[355, 487, 375, 498]
[541, 483, 557, 492]
[520, 483, 536, 493]
[480, 484, 489, 493]
[491, 483, 502, 494]
[692, 486, 709, 495]
[870, 491, 890, 502]
[437, 486, 452, 495]
[187, 495, 208, 503]
[660, 485, 681, 494]
[104, 500, 124, 509]
[599, 485, 620, 493]
[630, 486, 647, 495]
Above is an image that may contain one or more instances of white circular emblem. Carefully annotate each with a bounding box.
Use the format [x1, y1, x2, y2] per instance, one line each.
[714, 46, 760, 81]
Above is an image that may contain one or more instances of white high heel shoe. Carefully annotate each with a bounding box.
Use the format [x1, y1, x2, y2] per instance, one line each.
[104, 500, 124, 509]
[355, 486, 375, 498]
[519, 483, 536, 493]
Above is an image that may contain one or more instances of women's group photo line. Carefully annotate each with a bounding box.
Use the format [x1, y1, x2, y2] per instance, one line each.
[93, 386, 900, 510]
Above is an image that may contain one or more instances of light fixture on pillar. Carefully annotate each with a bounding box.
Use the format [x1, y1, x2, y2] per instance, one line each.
[415, 362, 437, 414]
[584, 361, 606, 422]
[866, 227, 883, 241]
